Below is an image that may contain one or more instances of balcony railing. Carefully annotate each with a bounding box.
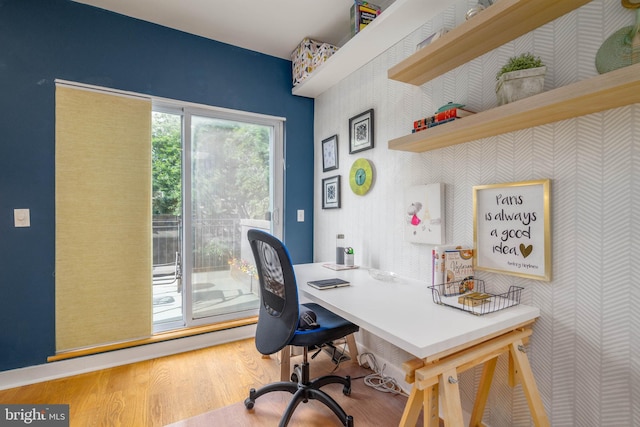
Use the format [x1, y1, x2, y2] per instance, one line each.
[153, 216, 241, 271]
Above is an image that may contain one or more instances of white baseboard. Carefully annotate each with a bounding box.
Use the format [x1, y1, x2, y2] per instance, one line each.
[0, 324, 256, 391]
[355, 343, 412, 394]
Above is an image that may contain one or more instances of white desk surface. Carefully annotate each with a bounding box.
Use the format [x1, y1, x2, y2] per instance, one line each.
[294, 263, 540, 360]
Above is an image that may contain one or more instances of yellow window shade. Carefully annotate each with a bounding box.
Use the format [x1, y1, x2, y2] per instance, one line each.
[55, 85, 152, 352]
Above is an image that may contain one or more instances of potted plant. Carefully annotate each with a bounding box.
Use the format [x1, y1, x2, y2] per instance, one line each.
[495, 53, 546, 105]
[228, 258, 258, 284]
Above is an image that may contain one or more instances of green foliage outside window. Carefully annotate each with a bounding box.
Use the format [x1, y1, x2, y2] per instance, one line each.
[152, 113, 182, 216]
[152, 112, 270, 221]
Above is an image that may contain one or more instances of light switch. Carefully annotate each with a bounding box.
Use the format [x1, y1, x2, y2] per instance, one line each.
[14, 209, 30, 227]
[297, 209, 304, 222]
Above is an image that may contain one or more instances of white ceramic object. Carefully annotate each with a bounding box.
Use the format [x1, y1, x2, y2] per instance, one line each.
[368, 268, 399, 282]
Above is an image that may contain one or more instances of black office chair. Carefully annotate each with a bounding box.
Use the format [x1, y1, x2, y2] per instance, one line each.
[244, 229, 359, 427]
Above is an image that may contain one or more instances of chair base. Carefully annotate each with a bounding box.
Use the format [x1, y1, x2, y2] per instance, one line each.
[244, 361, 354, 427]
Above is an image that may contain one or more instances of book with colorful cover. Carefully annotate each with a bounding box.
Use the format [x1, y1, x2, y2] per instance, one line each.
[428, 117, 456, 128]
[431, 245, 461, 287]
[443, 248, 474, 295]
[414, 116, 435, 129]
[433, 107, 475, 122]
[412, 108, 475, 133]
[351, 1, 381, 35]
[412, 117, 455, 133]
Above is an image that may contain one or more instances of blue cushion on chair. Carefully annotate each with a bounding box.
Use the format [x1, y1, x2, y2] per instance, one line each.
[290, 303, 359, 348]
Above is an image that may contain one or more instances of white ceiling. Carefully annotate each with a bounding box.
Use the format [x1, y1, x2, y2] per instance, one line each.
[73, 0, 361, 59]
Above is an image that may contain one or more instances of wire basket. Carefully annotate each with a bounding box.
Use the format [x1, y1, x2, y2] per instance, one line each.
[428, 279, 522, 316]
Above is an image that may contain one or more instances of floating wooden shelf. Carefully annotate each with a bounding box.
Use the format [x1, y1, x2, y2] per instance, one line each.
[291, 0, 451, 98]
[388, 63, 640, 152]
[388, 0, 591, 86]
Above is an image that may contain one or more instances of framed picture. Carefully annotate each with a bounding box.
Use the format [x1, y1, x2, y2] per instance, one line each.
[349, 109, 374, 154]
[322, 135, 338, 172]
[473, 179, 551, 281]
[322, 175, 341, 209]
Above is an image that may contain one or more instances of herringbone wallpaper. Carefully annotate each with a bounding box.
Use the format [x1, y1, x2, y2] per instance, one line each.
[313, 1, 638, 425]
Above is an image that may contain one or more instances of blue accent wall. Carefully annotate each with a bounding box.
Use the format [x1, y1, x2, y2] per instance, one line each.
[0, 0, 314, 371]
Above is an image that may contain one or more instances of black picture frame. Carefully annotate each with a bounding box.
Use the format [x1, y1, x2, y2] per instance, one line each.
[322, 135, 339, 172]
[349, 109, 374, 154]
[322, 175, 341, 209]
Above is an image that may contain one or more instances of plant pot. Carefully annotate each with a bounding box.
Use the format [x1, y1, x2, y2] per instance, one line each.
[495, 66, 546, 106]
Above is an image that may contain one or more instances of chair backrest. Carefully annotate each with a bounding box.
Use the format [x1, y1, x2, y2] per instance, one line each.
[247, 229, 300, 355]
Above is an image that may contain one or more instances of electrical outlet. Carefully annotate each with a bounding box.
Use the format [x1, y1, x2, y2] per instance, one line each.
[14, 208, 30, 227]
[297, 209, 304, 222]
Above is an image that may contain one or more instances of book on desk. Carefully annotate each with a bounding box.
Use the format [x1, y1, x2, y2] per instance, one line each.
[307, 278, 350, 290]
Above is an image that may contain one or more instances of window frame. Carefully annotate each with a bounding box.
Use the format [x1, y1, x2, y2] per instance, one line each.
[153, 99, 285, 329]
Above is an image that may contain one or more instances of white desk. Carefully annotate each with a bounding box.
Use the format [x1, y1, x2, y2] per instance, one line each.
[294, 263, 549, 427]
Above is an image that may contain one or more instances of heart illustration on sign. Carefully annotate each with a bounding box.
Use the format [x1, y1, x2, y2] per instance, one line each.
[520, 244, 533, 258]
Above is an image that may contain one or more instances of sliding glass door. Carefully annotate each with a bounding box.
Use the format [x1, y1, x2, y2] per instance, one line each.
[152, 104, 283, 331]
[187, 112, 281, 323]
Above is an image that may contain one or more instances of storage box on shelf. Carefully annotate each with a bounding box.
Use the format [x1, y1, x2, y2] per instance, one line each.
[291, 38, 338, 87]
[312, 43, 339, 71]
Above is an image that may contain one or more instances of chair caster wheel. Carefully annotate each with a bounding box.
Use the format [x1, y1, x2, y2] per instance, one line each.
[291, 372, 298, 383]
[245, 388, 256, 409]
[345, 415, 354, 427]
[244, 397, 254, 409]
[343, 385, 351, 396]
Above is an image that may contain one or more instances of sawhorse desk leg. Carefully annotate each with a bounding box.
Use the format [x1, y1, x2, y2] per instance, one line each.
[399, 386, 423, 426]
[509, 340, 549, 427]
[399, 384, 440, 427]
[440, 368, 465, 426]
[399, 328, 549, 427]
[469, 356, 498, 426]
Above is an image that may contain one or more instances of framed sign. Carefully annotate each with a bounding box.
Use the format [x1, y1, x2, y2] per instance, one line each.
[322, 135, 338, 172]
[473, 179, 551, 281]
[322, 175, 341, 209]
[349, 109, 374, 154]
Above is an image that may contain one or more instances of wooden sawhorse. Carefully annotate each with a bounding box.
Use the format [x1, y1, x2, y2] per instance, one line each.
[399, 327, 549, 427]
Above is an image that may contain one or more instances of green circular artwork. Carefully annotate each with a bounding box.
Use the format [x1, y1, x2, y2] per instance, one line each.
[349, 158, 374, 195]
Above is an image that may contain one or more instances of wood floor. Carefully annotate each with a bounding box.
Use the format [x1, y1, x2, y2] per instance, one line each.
[0, 338, 283, 426]
[0, 338, 413, 427]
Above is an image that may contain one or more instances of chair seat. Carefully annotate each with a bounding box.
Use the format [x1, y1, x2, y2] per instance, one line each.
[290, 302, 359, 348]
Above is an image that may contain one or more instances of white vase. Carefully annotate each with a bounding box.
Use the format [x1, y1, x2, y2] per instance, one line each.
[495, 66, 546, 106]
